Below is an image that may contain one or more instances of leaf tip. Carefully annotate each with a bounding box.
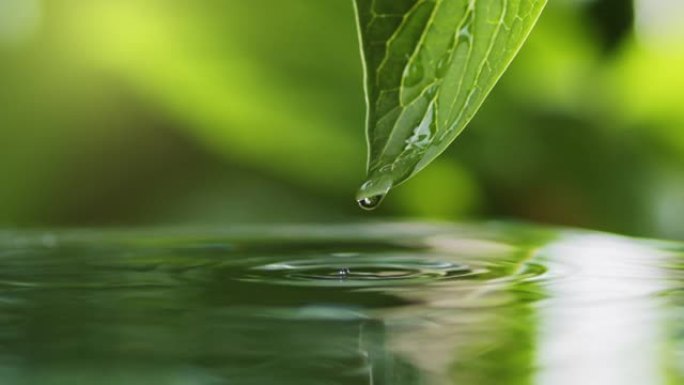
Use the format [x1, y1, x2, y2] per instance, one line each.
[356, 171, 394, 211]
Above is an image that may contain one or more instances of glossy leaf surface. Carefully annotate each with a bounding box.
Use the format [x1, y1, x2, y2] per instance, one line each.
[354, 0, 547, 205]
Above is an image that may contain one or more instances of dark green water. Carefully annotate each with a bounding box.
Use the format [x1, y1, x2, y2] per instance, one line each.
[0, 222, 682, 385]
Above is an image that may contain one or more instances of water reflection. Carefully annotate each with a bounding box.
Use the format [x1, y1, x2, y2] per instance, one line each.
[536, 235, 671, 385]
[0, 223, 681, 384]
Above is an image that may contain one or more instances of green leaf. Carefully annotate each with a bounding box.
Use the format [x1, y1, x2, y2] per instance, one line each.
[354, 0, 547, 208]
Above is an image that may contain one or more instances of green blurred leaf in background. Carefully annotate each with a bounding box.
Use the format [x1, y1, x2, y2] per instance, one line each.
[1, 0, 684, 240]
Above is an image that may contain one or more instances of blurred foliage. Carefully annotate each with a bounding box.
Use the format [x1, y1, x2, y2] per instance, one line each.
[1, 0, 684, 239]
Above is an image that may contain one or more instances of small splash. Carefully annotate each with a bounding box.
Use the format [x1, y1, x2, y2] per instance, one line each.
[356, 172, 393, 211]
[246, 257, 476, 288]
[0, 223, 679, 385]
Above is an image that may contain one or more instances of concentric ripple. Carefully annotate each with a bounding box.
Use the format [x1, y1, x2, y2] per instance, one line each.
[0, 223, 682, 385]
[243, 257, 473, 287]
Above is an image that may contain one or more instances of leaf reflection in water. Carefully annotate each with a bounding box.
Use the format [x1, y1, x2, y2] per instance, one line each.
[0, 223, 681, 384]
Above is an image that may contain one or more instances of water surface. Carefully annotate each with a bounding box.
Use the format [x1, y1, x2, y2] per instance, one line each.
[0, 222, 682, 384]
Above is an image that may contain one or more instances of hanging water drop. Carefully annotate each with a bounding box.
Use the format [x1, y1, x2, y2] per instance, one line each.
[356, 172, 393, 211]
[357, 195, 386, 211]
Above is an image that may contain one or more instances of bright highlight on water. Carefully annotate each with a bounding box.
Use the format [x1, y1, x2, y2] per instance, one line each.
[0, 222, 681, 384]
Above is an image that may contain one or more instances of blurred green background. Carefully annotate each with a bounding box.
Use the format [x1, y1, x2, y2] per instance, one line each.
[1, 0, 683, 238]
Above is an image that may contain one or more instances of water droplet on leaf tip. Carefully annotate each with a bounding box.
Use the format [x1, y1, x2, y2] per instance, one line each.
[357, 195, 385, 211]
[356, 173, 392, 211]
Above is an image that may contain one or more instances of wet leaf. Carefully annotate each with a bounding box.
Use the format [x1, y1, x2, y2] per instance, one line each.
[354, 0, 547, 204]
